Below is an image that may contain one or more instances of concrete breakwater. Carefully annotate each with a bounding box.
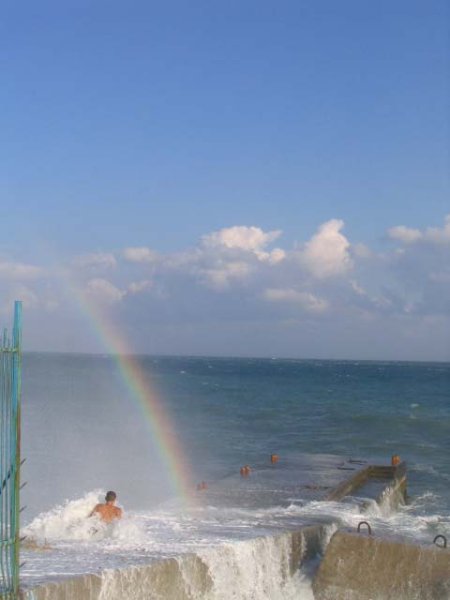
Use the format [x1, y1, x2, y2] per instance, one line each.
[21, 526, 329, 600]
[312, 460, 450, 599]
[313, 530, 450, 600]
[325, 461, 407, 510]
[24, 460, 447, 600]
[24, 525, 450, 600]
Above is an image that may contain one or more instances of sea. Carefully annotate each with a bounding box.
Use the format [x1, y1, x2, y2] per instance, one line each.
[19, 353, 450, 598]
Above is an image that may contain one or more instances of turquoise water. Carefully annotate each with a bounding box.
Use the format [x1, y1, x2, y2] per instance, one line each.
[20, 354, 450, 594]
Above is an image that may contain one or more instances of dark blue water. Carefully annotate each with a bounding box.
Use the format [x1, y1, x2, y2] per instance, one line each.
[19, 354, 450, 594]
[22, 354, 450, 518]
[150, 357, 450, 500]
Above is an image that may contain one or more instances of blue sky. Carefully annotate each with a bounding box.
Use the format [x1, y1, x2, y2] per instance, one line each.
[1, 1, 449, 360]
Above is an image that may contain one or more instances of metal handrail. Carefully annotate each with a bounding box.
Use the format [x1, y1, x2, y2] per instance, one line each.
[357, 521, 372, 535]
[433, 535, 447, 549]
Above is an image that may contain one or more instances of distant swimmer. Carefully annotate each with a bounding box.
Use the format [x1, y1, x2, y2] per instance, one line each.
[89, 491, 122, 523]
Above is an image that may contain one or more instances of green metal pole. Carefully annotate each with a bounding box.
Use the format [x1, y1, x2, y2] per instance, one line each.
[12, 301, 22, 599]
[0, 303, 22, 600]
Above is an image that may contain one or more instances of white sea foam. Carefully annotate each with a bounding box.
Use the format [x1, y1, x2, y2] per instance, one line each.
[194, 536, 315, 600]
[21, 483, 447, 598]
[23, 490, 107, 542]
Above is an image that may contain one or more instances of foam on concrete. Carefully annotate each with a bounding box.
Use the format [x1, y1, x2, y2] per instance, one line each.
[21, 525, 326, 600]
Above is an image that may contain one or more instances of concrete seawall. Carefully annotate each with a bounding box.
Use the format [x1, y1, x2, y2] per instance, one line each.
[21, 526, 327, 600]
[21, 461, 416, 599]
[312, 529, 450, 600]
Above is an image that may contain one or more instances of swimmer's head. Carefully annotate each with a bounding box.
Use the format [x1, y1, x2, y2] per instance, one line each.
[105, 491, 117, 502]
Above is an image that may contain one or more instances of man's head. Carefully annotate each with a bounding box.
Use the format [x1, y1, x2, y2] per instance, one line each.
[105, 491, 117, 503]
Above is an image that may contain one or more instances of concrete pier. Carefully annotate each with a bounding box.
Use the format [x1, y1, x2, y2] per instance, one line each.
[325, 461, 407, 507]
[21, 460, 418, 599]
[21, 526, 327, 600]
[313, 529, 450, 600]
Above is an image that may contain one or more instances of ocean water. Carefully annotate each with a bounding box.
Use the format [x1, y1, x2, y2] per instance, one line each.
[19, 354, 450, 598]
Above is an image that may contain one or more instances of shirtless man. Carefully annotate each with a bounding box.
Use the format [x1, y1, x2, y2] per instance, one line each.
[90, 491, 122, 523]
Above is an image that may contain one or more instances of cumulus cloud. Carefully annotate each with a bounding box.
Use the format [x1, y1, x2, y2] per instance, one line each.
[264, 288, 329, 313]
[169, 225, 287, 290]
[72, 252, 117, 269]
[351, 243, 372, 259]
[128, 280, 152, 294]
[84, 278, 125, 305]
[0, 214, 448, 359]
[349, 280, 393, 311]
[200, 261, 252, 290]
[388, 226, 423, 244]
[123, 247, 158, 263]
[299, 219, 353, 278]
[201, 226, 285, 264]
[424, 214, 450, 244]
[202, 226, 281, 251]
[388, 214, 450, 245]
[0, 260, 42, 280]
[257, 247, 286, 264]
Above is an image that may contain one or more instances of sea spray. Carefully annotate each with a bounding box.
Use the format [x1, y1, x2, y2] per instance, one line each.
[193, 534, 316, 600]
[20, 484, 446, 598]
[22, 490, 107, 542]
[22, 490, 144, 547]
[29, 532, 318, 600]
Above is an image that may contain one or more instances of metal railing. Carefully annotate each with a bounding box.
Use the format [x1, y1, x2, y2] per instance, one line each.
[0, 302, 22, 599]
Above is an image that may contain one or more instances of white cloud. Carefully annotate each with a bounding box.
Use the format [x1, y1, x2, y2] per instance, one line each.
[202, 226, 282, 251]
[300, 219, 353, 278]
[200, 261, 251, 290]
[164, 249, 201, 270]
[350, 280, 367, 296]
[123, 247, 158, 263]
[256, 248, 287, 264]
[84, 278, 125, 304]
[351, 243, 372, 259]
[128, 280, 152, 294]
[264, 288, 329, 313]
[388, 226, 422, 244]
[388, 215, 450, 245]
[350, 280, 393, 310]
[0, 215, 447, 359]
[424, 214, 450, 244]
[72, 252, 117, 269]
[178, 225, 286, 290]
[0, 261, 42, 280]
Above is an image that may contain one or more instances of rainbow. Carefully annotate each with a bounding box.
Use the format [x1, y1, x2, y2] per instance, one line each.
[68, 281, 194, 504]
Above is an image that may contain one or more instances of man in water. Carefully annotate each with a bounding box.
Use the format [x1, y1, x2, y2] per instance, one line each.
[90, 491, 123, 523]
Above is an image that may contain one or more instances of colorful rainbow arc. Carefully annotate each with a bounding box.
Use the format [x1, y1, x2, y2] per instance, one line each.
[72, 285, 194, 504]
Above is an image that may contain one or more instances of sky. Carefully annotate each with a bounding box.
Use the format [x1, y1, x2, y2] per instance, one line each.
[1, 0, 449, 361]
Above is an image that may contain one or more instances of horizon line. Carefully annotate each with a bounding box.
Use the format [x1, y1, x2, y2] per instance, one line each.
[21, 350, 450, 366]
